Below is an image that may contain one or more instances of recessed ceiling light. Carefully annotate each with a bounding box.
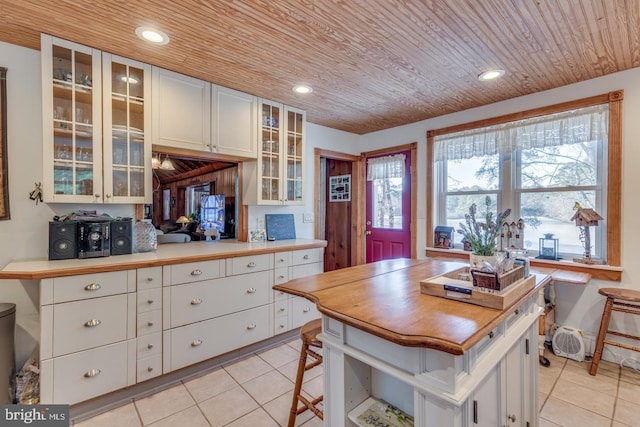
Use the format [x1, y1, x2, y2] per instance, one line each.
[478, 69, 505, 81]
[135, 26, 170, 45]
[292, 85, 313, 94]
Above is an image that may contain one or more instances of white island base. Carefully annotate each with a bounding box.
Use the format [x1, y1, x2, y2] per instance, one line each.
[319, 292, 541, 427]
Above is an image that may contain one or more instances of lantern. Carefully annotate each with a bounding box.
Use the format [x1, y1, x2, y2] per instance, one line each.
[538, 233, 559, 260]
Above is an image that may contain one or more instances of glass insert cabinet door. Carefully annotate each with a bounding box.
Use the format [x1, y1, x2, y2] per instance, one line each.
[102, 54, 151, 203]
[285, 108, 304, 203]
[43, 35, 103, 202]
[260, 102, 281, 202]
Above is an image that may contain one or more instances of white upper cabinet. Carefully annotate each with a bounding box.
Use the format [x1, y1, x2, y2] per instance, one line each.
[42, 35, 103, 203]
[102, 54, 152, 204]
[243, 99, 305, 205]
[42, 35, 152, 204]
[211, 86, 258, 158]
[151, 67, 211, 151]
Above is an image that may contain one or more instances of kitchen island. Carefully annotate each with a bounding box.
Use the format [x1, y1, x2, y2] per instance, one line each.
[273, 258, 550, 427]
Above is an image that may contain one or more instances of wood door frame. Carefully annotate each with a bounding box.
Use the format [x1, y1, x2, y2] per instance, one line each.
[314, 148, 364, 265]
[362, 142, 417, 259]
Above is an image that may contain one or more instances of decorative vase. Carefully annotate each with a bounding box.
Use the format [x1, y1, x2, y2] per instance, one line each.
[469, 253, 496, 270]
[133, 219, 157, 253]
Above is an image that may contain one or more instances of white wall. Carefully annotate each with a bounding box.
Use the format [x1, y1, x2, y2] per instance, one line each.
[361, 68, 640, 363]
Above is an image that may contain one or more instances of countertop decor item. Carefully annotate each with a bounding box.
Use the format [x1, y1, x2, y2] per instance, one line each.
[457, 196, 511, 258]
[133, 219, 157, 252]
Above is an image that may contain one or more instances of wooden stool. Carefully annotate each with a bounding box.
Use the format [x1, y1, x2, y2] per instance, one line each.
[288, 318, 323, 427]
[589, 288, 640, 375]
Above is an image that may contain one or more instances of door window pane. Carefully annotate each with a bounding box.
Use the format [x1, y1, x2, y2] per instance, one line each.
[372, 177, 402, 229]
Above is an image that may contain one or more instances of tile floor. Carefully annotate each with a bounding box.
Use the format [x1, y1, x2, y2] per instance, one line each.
[73, 339, 640, 427]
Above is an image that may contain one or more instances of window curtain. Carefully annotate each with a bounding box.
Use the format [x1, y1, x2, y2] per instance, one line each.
[367, 154, 405, 180]
[433, 104, 609, 161]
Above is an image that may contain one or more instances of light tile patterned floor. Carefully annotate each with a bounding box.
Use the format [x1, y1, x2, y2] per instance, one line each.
[74, 340, 640, 427]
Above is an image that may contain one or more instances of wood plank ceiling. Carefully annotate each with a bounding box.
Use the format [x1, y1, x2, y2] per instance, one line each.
[0, 0, 638, 135]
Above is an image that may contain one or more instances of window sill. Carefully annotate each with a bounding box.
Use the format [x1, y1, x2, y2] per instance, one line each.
[424, 247, 622, 282]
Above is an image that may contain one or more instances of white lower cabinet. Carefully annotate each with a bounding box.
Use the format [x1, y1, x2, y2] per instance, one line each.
[323, 289, 541, 427]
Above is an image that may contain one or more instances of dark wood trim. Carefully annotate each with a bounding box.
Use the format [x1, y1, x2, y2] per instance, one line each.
[0, 67, 9, 220]
[426, 90, 624, 271]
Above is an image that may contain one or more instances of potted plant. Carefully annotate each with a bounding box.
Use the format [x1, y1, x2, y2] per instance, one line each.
[457, 197, 511, 268]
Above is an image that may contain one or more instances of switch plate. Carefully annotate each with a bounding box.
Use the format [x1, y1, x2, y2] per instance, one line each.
[303, 213, 314, 223]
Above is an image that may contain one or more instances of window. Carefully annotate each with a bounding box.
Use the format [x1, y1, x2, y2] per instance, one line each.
[428, 92, 623, 266]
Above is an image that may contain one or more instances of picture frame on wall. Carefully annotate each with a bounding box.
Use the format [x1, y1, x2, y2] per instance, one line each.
[0, 67, 9, 220]
[329, 174, 351, 202]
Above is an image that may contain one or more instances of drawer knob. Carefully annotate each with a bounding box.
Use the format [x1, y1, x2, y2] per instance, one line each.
[84, 368, 101, 378]
[246, 323, 257, 330]
[147, 299, 154, 305]
[488, 331, 495, 339]
[147, 321, 154, 327]
[84, 319, 101, 327]
[514, 309, 520, 315]
[191, 339, 203, 347]
[147, 344, 154, 350]
[191, 298, 203, 305]
[279, 307, 285, 312]
[146, 277, 153, 282]
[84, 283, 101, 291]
[278, 275, 285, 279]
[246, 287, 257, 294]
[247, 262, 256, 268]
[278, 258, 285, 262]
[303, 307, 311, 313]
[303, 254, 310, 259]
[191, 269, 202, 276]
[147, 367, 154, 372]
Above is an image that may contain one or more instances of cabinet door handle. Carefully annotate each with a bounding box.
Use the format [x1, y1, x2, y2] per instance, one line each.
[105, 194, 112, 199]
[84, 368, 101, 378]
[147, 344, 154, 350]
[191, 269, 202, 276]
[303, 254, 310, 259]
[247, 262, 256, 268]
[246, 323, 257, 330]
[488, 331, 494, 339]
[84, 319, 101, 327]
[84, 283, 101, 291]
[147, 299, 154, 305]
[473, 400, 478, 423]
[147, 366, 154, 372]
[507, 414, 516, 422]
[94, 194, 101, 198]
[147, 321, 154, 327]
[514, 309, 520, 315]
[246, 287, 257, 294]
[191, 339, 203, 347]
[191, 298, 203, 305]
[303, 307, 311, 313]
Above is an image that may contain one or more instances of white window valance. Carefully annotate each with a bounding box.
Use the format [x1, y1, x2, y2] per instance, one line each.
[367, 154, 405, 180]
[433, 104, 609, 161]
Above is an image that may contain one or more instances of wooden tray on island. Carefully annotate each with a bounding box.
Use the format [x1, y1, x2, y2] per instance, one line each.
[420, 267, 535, 310]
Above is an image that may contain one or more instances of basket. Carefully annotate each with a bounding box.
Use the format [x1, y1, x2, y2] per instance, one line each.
[470, 265, 524, 291]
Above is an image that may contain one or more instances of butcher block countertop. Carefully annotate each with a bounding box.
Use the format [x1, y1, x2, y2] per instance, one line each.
[273, 258, 551, 355]
[0, 239, 327, 280]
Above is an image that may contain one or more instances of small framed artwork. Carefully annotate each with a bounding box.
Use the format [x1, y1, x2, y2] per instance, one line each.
[329, 174, 351, 202]
[248, 229, 266, 243]
[434, 226, 454, 249]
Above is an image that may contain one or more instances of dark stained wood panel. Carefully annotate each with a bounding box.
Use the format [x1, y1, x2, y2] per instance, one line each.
[0, 0, 638, 134]
[324, 159, 352, 271]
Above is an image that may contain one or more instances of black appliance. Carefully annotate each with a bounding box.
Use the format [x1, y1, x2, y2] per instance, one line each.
[48, 221, 78, 260]
[110, 218, 133, 256]
[77, 220, 110, 259]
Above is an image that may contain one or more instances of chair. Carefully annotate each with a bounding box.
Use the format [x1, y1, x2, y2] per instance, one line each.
[589, 287, 640, 375]
[288, 319, 323, 427]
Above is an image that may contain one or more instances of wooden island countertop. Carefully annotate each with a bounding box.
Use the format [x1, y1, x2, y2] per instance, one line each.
[273, 258, 551, 355]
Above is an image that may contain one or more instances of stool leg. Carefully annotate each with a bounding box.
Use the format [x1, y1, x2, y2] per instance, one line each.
[590, 297, 614, 376]
[288, 342, 309, 427]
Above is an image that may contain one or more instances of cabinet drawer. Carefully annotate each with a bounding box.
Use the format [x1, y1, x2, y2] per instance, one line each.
[170, 271, 271, 328]
[226, 253, 272, 275]
[169, 305, 270, 371]
[137, 332, 162, 358]
[274, 289, 289, 301]
[274, 267, 289, 285]
[170, 260, 223, 285]
[291, 262, 323, 280]
[137, 310, 162, 336]
[137, 288, 162, 313]
[53, 294, 128, 357]
[291, 248, 323, 266]
[52, 271, 130, 304]
[137, 354, 162, 382]
[291, 296, 320, 330]
[274, 314, 289, 334]
[52, 341, 130, 405]
[274, 252, 290, 268]
[137, 267, 163, 290]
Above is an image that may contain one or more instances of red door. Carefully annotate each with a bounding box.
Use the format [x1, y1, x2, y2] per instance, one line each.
[365, 150, 411, 262]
